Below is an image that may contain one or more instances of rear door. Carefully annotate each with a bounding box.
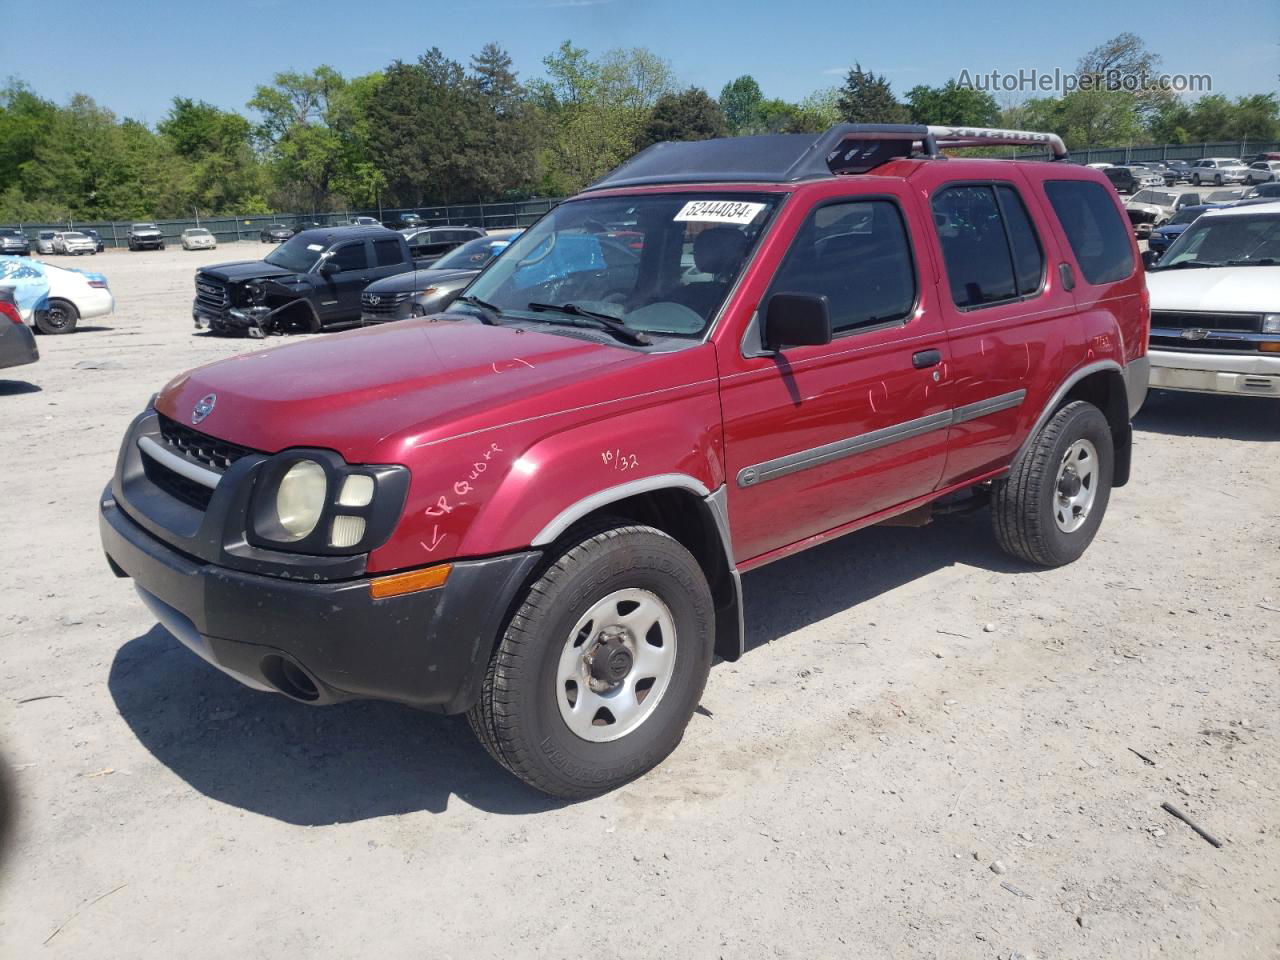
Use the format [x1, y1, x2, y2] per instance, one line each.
[717, 184, 953, 566]
[914, 173, 1076, 485]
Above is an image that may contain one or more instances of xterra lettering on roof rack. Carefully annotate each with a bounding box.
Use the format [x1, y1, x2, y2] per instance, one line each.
[585, 123, 1070, 192]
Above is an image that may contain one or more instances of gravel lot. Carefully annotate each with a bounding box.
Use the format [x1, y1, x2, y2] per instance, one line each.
[2, 247, 1278, 958]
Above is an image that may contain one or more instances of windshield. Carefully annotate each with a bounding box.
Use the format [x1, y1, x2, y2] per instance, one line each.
[62, 232, 86, 240]
[433, 236, 513, 271]
[1132, 190, 1174, 205]
[0, 229, 21, 237]
[185, 229, 210, 236]
[1157, 213, 1280, 268]
[1168, 207, 1205, 226]
[455, 192, 780, 338]
[263, 233, 328, 272]
[133, 223, 156, 229]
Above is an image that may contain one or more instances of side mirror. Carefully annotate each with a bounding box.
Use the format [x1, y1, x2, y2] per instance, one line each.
[318, 257, 339, 275]
[1141, 249, 1160, 270]
[763, 293, 832, 352]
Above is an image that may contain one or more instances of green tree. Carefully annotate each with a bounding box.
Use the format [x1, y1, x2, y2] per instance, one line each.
[836, 64, 909, 124]
[467, 43, 540, 200]
[0, 80, 57, 194]
[905, 80, 999, 126]
[1021, 89, 1144, 148]
[639, 87, 728, 147]
[718, 75, 763, 134]
[159, 97, 264, 212]
[1076, 32, 1172, 119]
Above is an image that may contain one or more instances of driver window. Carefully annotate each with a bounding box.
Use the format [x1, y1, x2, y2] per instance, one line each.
[330, 242, 369, 272]
[768, 199, 916, 334]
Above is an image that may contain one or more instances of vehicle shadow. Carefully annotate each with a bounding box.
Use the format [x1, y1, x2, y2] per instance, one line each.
[108, 626, 567, 824]
[741, 510, 1023, 652]
[1135, 389, 1280, 441]
[0, 380, 40, 396]
[75, 324, 115, 333]
[110, 511, 1019, 823]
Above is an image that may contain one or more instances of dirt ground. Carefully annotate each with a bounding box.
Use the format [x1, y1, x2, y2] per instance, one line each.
[2, 247, 1277, 959]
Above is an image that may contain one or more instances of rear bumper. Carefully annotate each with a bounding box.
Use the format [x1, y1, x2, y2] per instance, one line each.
[1149, 349, 1280, 397]
[78, 287, 114, 319]
[100, 490, 541, 712]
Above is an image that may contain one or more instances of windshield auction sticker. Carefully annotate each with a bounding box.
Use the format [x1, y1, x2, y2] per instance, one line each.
[674, 200, 766, 224]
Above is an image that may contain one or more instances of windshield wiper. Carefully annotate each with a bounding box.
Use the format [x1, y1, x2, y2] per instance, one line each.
[1224, 258, 1279, 266]
[453, 294, 503, 325]
[526, 301, 651, 345]
[1151, 259, 1219, 271]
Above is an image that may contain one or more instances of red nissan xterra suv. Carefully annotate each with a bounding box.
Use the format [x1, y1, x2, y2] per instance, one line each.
[100, 125, 1150, 798]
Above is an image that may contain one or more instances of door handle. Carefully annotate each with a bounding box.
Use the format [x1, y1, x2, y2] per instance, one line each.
[912, 349, 942, 369]
[1058, 262, 1076, 291]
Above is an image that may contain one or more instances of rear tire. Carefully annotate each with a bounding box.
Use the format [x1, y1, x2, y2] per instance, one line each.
[992, 401, 1113, 567]
[468, 520, 714, 799]
[35, 298, 79, 335]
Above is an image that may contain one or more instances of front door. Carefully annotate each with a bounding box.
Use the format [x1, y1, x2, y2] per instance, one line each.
[317, 240, 372, 322]
[717, 188, 953, 566]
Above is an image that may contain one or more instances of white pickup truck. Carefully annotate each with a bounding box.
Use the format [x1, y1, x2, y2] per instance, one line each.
[1144, 202, 1280, 398]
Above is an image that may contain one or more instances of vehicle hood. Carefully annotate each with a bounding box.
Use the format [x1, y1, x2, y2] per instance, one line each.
[154, 319, 678, 463]
[365, 268, 476, 295]
[1147, 265, 1280, 313]
[198, 260, 301, 283]
[1152, 224, 1187, 237]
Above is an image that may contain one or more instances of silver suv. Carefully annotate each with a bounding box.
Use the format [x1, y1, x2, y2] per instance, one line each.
[1191, 158, 1248, 186]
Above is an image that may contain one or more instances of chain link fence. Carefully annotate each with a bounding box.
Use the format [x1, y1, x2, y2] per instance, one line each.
[1012, 139, 1280, 164]
[2, 198, 563, 250]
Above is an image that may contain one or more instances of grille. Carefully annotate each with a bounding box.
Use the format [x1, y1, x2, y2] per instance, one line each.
[195, 275, 230, 313]
[157, 414, 255, 471]
[1151, 310, 1262, 333]
[142, 454, 213, 510]
[1149, 334, 1258, 353]
[361, 290, 413, 318]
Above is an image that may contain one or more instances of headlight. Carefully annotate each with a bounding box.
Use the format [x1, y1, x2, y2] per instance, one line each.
[248, 451, 410, 555]
[1263, 314, 1280, 334]
[275, 460, 327, 539]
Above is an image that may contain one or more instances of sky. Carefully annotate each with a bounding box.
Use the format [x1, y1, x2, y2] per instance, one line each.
[2, 0, 1276, 125]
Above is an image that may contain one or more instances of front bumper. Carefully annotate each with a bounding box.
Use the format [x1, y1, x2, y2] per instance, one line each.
[1149, 349, 1280, 397]
[100, 491, 540, 712]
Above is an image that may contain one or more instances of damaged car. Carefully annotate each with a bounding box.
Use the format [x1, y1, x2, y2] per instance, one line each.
[193, 225, 435, 337]
[1124, 188, 1204, 238]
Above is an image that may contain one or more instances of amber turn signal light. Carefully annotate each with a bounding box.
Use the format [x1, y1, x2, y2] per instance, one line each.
[369, 564, 452, 599]
[1259, 342, 1280, 353]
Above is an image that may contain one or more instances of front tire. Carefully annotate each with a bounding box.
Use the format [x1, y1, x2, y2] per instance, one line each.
[35, 298, 79, 335]
[468, 521, 714, 799]
[992, 401, 1113, 567]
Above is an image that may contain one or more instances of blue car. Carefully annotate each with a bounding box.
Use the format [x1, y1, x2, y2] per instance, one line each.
[1146, 203, 1231, 256]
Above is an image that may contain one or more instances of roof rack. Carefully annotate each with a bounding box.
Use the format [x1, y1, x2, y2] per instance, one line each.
[584, 124, 1070, 192]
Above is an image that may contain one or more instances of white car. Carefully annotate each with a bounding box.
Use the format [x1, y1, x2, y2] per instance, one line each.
[1123, 188, 1204, 238]
[181, 228, 217, 250]
[35, 231, 56, 255]
[0, 255, 114, 334]
[1144, 202, 1280, 399]
[1191, 158, 1248, 186]
[52, 231, 98, 256]
[1244, 160, 1280, 185]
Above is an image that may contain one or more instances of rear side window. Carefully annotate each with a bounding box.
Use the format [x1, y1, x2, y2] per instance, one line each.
[1044, 180, 1134, 285]
[769, 199, 916, 335]
[373, 238, 402, 267]
[931, 184, 1043, 309]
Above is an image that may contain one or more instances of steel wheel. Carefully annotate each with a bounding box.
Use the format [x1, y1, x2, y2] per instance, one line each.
[1054, 438, 1098, 533]
[555, 588, 677, 743]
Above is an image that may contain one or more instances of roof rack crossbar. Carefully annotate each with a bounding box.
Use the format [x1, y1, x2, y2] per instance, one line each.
[925, 125, 1068, 159]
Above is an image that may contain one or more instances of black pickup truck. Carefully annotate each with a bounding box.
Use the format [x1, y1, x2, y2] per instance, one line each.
[192, 226, 436, 336]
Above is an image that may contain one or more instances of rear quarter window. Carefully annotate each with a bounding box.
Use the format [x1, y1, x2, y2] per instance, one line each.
[1043, 180, 1134, 285]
